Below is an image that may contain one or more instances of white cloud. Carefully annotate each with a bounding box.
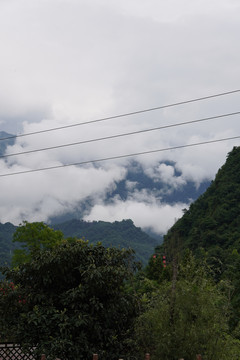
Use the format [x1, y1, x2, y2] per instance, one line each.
[0, 163, 126, 224]
[84, 197, 188, 234]
[144, 163, 186, 189]
[125, 180, 138, 191]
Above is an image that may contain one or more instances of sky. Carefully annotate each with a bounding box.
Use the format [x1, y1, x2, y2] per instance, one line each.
[0, 0, 240, 234]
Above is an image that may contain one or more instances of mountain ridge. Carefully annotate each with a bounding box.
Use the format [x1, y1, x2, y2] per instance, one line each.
[0, 219, 159, 269]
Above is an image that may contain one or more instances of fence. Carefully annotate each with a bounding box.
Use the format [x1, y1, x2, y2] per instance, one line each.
[0, 345, 203, 360]
[0, 343, 35, 360]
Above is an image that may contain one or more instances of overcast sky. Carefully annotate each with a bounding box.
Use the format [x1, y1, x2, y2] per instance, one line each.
[0, 0, 240, 233]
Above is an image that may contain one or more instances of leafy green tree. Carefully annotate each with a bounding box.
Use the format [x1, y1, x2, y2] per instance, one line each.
[145, 252, 171, 283]
[134, 253, 240, 360]
[0, 239, 139, 360]
[12, 221, 64, 265]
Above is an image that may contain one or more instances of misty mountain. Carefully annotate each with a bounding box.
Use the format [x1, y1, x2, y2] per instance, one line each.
[109, 161, 210, 204]
[49, 160, 210, 232]
[0, 131, 211, 237]
[49, 161, 210, 236]
[0, 219, 157, 270]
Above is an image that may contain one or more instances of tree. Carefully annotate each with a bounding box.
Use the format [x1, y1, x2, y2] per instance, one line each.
[134, 253, 240, 360]
[0, 239, 139, 360]
[12, 221, 64, 265]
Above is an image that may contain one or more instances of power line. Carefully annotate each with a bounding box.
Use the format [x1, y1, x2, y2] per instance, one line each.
[1, 111, 239, 159]
[0, 89, 240, 142]
[0, 135, 239, 178]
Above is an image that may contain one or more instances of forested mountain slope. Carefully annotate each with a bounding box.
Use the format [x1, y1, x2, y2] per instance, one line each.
[53, 219, 158, 264]
[162, 146, 240, 327]
[164, 146, 240, 256]
[0, 219, 158, 267]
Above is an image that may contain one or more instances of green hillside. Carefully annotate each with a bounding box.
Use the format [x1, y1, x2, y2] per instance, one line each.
[53, 219, 158, 265]
[164, 146, 240, 256]
[0, 219, 158, 268]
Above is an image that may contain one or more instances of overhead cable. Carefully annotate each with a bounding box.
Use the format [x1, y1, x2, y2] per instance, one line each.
[0, 135, 239, 178]
[0, 89, 239, 142]
[1, 111, 239, 159]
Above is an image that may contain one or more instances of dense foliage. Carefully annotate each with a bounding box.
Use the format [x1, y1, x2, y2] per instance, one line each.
[0, 234, 139, 360]
[135, 253, 240, 360]
[12, 221, 64, 265]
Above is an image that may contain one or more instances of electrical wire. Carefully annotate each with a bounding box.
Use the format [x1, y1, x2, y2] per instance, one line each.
[0, 89, 239, 142]
[0, 135, 239, 178]
[1, 111, 239, 159]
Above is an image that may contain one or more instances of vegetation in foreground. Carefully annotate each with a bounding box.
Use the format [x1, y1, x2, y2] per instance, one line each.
[0, 222, 139, 360]
[0, 222, 239, 359]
